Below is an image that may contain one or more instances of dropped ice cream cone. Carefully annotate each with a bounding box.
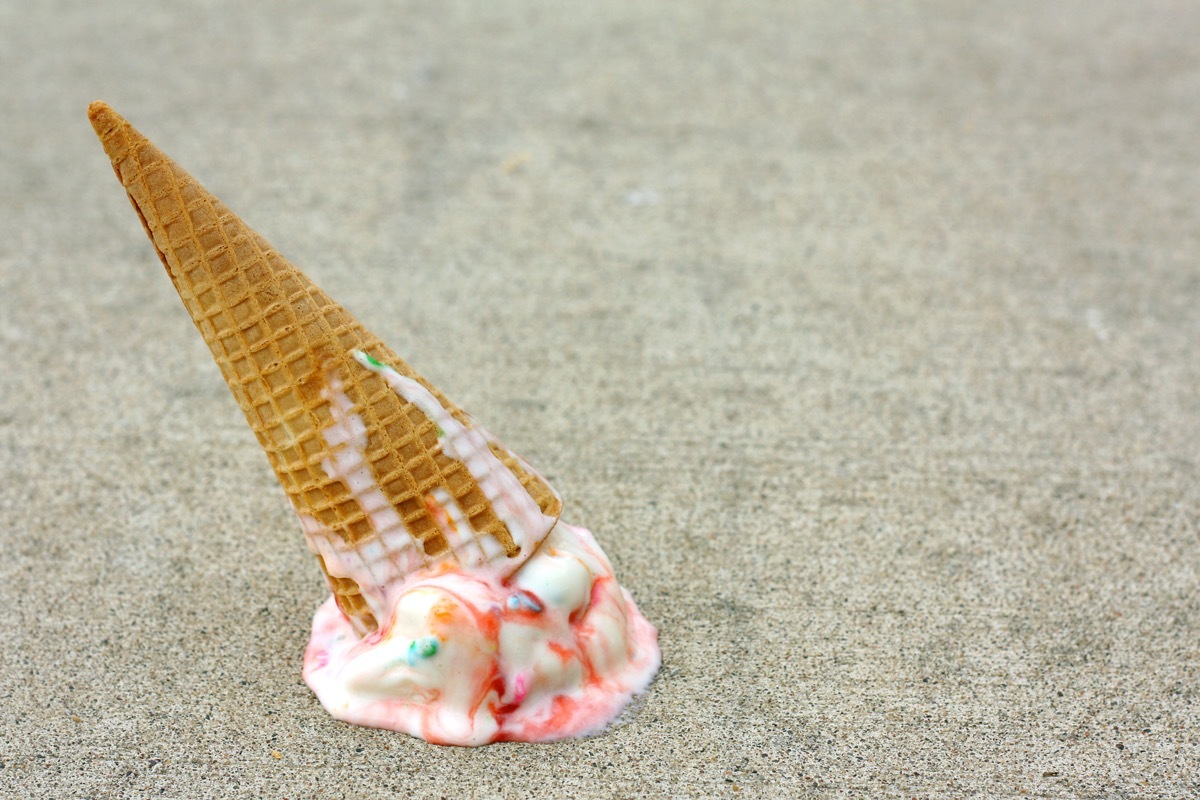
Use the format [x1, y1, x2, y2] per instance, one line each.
[91, 103, 659, 745]
[88, 101, 562, 636]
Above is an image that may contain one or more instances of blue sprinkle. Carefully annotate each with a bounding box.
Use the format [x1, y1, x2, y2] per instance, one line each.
[507, 593, 543, 613]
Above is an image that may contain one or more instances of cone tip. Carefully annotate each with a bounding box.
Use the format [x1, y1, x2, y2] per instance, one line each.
[87, 101, 122, 138]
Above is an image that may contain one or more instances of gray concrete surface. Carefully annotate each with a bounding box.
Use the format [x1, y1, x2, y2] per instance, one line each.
[2, 1, 1199, 797]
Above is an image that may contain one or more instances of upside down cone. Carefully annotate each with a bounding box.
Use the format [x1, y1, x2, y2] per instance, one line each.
[88, 102, 561, 636]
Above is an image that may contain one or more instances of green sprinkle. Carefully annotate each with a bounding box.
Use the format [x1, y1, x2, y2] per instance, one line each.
[358, 351, 385, 369]
[435, 425, 446, 438]
[407, 636, 440, 665]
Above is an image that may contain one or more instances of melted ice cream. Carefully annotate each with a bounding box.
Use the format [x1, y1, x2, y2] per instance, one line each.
[303, 522, 660, 745]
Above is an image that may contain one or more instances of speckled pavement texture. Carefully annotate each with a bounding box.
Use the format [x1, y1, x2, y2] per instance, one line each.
[2, 2, 1198, 798]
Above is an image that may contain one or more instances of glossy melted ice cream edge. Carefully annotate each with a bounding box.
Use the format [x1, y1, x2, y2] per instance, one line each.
[302, 352, 660, 745]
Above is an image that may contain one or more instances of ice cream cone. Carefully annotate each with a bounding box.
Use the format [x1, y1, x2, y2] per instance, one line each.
[88, 101, 561, 635]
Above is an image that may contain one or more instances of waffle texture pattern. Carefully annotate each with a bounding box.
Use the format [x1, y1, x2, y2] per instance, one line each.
[89, 102, 562, 634]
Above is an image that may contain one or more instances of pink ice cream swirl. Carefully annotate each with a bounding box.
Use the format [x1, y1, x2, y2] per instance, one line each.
[303, 522, 660, 745]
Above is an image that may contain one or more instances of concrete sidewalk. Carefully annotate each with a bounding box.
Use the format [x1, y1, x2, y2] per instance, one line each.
[1, 2, 1197, 797]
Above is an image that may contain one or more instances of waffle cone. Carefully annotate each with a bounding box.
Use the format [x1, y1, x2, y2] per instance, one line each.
[88, 102, 561, 635]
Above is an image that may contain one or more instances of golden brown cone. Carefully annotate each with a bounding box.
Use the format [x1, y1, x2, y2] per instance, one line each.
[88, 101, 561, 635]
